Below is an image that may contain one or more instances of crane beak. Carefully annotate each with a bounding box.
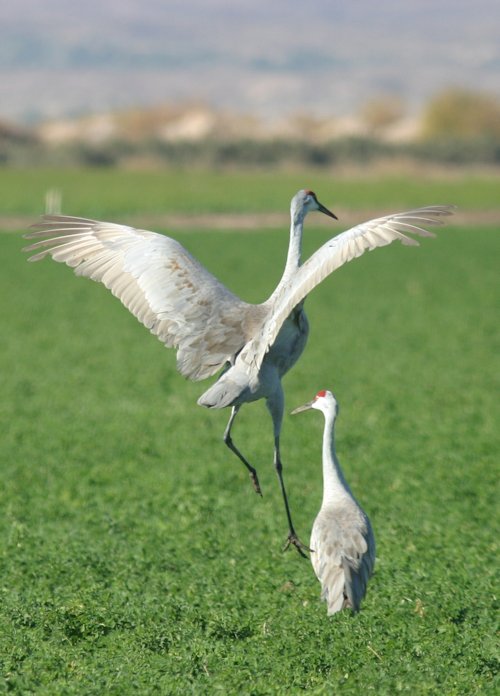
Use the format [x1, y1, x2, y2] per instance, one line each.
[317, 201, 338, 220]
[291, 400, 314, 415]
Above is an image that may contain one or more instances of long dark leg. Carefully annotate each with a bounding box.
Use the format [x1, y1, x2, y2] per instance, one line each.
[273, 438, 309, 558]
[223, 406, 262, 495]
[267, 390, 309, 558]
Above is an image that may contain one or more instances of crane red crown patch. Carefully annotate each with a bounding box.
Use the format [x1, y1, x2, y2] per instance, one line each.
[316, 390, 327, 398]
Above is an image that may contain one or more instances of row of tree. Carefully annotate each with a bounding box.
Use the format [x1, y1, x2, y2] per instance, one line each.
[1, 88, 499, 168]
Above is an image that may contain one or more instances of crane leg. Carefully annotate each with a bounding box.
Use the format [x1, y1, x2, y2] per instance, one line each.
[273, 438, 310, 559]
[223, 406, 262, 496]
[266, 390, 309, 557]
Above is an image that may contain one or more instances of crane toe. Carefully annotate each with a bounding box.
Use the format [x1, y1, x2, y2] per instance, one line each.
[283, 531, 311, 558]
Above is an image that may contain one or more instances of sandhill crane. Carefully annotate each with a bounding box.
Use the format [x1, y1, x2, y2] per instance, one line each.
[24, 191, 453, 554]
[292, 389, 375, 614]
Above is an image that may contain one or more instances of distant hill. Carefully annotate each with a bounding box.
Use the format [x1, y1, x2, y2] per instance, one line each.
[1, 0, 499, 123]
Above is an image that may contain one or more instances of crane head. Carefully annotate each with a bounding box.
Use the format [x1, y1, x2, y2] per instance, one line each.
[291, 389, 339, 417]
[293, 190, 338, 220]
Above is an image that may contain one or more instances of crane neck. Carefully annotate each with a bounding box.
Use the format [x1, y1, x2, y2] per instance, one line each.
[321, 410, 354, 506]
[286, 207, 306, 274]
[272, 208, 305, 299]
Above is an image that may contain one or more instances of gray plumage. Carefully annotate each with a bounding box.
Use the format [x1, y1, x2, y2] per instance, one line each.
[292, 390, 375, 614]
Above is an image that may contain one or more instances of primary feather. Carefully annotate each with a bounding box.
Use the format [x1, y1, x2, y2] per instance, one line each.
[25, 215, 266, 381]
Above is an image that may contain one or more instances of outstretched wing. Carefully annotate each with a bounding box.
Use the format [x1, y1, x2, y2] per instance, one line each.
[240, 206, 454, 371]
[24, 215, 256, 381]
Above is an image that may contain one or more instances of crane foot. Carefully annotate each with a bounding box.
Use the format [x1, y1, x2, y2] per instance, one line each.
[282, 531, 310, 559]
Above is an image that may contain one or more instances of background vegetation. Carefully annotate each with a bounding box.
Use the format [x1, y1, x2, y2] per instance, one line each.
[3, 133, 500, 170]
[2, 88, 500, 169]
[0, 169, 498, 693]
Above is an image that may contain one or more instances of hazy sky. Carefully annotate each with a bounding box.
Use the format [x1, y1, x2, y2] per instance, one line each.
[1, 0, 499, 122]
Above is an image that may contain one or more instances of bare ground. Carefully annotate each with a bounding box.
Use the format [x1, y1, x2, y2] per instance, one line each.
[2, 207, 498, 235]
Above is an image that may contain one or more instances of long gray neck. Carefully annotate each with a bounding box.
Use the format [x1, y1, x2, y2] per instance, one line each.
[268, 204, 304, 303]
[321, 411, 354, 506]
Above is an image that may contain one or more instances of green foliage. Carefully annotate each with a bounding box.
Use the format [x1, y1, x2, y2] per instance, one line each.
[2, 132, 500, 169]
[0, 176, 498, 693]
[409, 136, 500, 166]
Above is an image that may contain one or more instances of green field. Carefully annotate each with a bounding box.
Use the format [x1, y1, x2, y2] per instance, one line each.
[1, 167, 500, 218]
[1, 168, 498, 694]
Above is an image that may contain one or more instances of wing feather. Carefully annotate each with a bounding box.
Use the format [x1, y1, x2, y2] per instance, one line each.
[342, 520, 376, 612]
[240, 205, 454, 371]
[311, 507, 375, 615]
[24, 215, 255, 380]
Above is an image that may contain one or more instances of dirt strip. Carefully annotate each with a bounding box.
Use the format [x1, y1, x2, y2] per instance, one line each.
[1, 208, 498, 234]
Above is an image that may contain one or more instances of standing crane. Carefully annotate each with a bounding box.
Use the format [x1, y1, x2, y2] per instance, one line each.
[292, 389, 375, 614]
[24, 191, 453, 554]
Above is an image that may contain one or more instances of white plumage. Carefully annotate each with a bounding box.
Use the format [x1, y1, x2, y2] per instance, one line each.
[24, 191, 453, 553]
[292, 390, 375, 614]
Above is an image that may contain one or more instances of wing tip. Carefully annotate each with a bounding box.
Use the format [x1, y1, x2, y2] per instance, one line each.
[24, 250, 47, 262]
[25, 214, 100, 239]
[400, 236, 420, 247]
[404, 204, 456, 223]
